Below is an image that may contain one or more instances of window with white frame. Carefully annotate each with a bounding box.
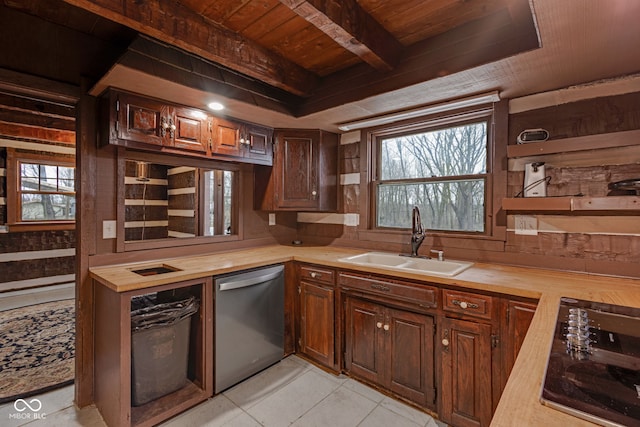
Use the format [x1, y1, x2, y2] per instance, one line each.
[372, 114, 491, 234]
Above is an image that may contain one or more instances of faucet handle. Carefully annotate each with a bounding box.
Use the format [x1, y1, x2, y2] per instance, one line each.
[430, 249, 444, 261]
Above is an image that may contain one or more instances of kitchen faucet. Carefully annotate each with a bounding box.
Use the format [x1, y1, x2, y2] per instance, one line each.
[410, 206, 426, 257]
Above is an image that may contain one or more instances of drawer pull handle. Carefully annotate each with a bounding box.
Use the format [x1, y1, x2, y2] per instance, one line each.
[371, 283, 391, 292]
[310, 272, 322, 279]
[452, 299, 479, 309]
[376, 322, 383, 329]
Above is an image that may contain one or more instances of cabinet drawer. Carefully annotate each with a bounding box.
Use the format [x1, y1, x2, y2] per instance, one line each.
[300, 265, 335, 286]
[443, 289, 493, 319]
[339, 272, 437, 308]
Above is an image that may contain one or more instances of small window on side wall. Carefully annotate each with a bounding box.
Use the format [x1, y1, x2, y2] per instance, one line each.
[6, 148, 76, 229]
[19, 161, 76, 221]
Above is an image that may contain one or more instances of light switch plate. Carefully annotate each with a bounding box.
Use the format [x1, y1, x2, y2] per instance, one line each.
[103, 220, 116, 239]
[268, 213, 276, 226]
[514, 215, 538, 235]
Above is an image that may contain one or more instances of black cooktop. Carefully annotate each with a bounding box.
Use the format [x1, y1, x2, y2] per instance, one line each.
[541, 297, 640, 427]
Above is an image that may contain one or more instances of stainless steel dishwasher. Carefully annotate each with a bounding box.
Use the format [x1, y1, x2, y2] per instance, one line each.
[214, 264, 284, 393]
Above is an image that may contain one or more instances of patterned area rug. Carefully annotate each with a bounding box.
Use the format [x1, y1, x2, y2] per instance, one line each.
[0, 299, 75, 404]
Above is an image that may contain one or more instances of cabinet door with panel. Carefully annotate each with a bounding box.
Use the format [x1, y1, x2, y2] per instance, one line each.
[440, 317, 493, 427]
[115, 91, 167, 147]
[299, 281, 335, 368]
[278, 132, 318, 209]
[297, 264, 337, 370]
[501, 299, 537, 389]
[344, 296, 385, 385]
[243, 123, 273, 163]
[254, 129, 337, 211]
[344, 296, 436, 408]
[171, 106, 209, 153]
[213, 117, 242, 157]
[386, 307, 435, 407]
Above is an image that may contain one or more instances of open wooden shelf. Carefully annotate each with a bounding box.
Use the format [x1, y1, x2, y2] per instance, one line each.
[506, 129, 640, 158]
[502, 196, 640, 212]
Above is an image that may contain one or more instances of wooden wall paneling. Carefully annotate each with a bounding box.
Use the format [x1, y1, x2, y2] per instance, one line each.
[492, 99, 509, 240]
[94, 281, 130, 425]
[0, 68, 80, 105]
[508, 91, 640, 143]
[76, 80, 94, 407]
[0, 147, 5, 224]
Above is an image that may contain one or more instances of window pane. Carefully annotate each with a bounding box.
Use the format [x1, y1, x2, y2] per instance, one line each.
[60, 179, 75, 191]
[380, 122, 487, 180]
[223, 170, 233, 234]
[21, 194, 76, 221]
[21, 163, 39, 178]
[377, 179, 485, 232]
[59, 166, 75, 180]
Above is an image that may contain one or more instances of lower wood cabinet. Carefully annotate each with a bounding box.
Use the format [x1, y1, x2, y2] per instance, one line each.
[344, 296, 436, 409]
[297, 263, 338, 370]
[299, 281, 335, 368]
[94, 277, 213, 427]
[440, 317, 493, 427]
[500, 299, 538, 392]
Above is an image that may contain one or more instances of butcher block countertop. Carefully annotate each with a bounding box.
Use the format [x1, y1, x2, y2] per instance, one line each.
[89, 244, 640, 427]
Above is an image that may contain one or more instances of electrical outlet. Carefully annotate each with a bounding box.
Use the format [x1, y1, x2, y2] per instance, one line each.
[514, 215, 538, 235]
[268, 213, 276, 226]
[103, 220, 116, 239]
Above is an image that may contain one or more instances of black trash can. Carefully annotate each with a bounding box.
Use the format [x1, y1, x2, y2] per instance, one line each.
[130, 294, 199, 406]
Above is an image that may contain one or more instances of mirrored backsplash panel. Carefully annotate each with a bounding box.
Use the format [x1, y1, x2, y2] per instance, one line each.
[124, 160, 234, 242]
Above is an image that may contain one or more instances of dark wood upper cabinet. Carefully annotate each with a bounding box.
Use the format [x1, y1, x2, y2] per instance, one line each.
[100, 89, 273, 165]
[254, 129, 338, 211]
[213, 117, 241, 157]
[243, 123, 273, 161]
[114, 91, 166, 147]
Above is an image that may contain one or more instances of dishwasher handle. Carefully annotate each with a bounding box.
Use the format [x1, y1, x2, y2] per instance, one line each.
[218, 269, 282, 291]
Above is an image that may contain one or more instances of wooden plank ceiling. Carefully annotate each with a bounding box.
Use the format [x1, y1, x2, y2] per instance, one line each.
[2, 0, 538, 118]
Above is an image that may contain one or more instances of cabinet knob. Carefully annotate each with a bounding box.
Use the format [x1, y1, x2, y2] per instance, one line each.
[460, 301, 468, 309]
[310, 272, 320, 279]
[376, 322, 383, 329]
[442, 338, 450, 346]
[311, 190, 317, 196]
[383, 324, 390, 331]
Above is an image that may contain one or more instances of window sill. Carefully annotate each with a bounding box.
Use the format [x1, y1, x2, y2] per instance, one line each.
[7, 222, 76, 232]
[358, 228, 503, 242]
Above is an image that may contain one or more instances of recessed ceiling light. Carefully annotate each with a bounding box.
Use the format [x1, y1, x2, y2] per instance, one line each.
[208, 102, 225, 111]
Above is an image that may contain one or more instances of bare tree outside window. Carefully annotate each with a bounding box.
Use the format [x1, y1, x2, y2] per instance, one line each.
[377, 122, 487, 232]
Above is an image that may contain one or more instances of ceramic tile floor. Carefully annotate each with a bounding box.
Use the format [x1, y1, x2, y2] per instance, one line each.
[0, 355, 447, 427]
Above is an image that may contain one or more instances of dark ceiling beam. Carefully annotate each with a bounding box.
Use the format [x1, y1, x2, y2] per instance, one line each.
[60, 0, 319, 97]
[279, 0, 403, 71]
[296, 1, 540, 116]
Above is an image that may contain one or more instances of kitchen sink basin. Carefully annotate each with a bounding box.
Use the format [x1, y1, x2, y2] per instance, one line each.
[339, 252, 473, 277]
